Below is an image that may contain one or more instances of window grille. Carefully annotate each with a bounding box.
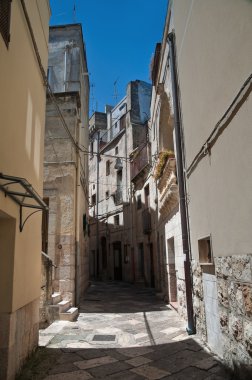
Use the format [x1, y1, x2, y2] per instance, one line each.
[0, 0, 11, 48]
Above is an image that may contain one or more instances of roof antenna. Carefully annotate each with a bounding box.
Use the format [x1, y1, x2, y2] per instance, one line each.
[90, 83, 96, 114]
[113, 77, 119, 103]
[73, 2, 76, 22]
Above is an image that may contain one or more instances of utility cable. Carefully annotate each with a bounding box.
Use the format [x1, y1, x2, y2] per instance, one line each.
[21, 0, 89, 205]
[187, 73, 252, 177]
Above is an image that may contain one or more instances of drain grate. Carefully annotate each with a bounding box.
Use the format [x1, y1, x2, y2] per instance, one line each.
[92, 334, 116, 341]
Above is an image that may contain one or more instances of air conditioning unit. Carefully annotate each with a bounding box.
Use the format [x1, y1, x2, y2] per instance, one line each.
[114, 158, 123, 170]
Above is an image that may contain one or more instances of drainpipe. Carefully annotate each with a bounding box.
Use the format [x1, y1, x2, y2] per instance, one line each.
[168, 31, 195, 334]
[64, 47, 67, 92]
[96, 130, 100, 278]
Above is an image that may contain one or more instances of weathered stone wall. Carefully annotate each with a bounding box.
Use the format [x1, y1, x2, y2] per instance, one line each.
[192, 255, 252, 375]
[0, 298, 39, 380]
[177, 278, 187, 320]
[39, 255, 53, 328]
[215, 254, 252, 372]
[191, 262, 207, 342]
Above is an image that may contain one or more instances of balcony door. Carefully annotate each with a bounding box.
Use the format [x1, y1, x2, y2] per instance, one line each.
[113, 241, 122, 281]
[144, 184, 150, 208]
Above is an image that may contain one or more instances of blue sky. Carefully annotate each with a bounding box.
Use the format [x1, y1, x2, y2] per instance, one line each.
[50, 0, 168, 114]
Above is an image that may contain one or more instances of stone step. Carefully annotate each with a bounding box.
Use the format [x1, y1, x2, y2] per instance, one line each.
[59, 307, 78, 322]
[58, 300, 71, 313]
[51, 292, 61, 305]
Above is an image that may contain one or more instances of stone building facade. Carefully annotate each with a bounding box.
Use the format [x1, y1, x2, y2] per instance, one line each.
[89, 80, 152, 283]
[0, 1, 50, 378]
[163, 0, 252, 375]
[43, 24, 89, 318]
[146, 39, 187, 320]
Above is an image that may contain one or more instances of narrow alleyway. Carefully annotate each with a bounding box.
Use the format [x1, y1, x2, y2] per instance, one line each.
[18, 282, 230, 380]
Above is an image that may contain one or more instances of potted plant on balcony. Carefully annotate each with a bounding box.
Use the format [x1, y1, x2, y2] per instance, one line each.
[154, 149, 174, 180]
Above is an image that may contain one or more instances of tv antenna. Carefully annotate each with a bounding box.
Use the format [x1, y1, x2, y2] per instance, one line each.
[90, 83, 96, 114]
[113, 77, 119, 103]
[73, 2, 76, 22]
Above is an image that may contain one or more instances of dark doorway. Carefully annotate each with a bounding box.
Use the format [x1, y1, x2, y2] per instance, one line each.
[150, 243, 155, 288]
[42, 198, 49, 253]
[101, 236, 107, 269]
[138, 243, 144, 278]
[113, 242, 122, 280]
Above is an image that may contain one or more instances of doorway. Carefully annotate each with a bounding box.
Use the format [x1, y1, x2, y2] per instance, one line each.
[149, 243, 155, 288]
[138, 242, 145, 279]
[113, 242, 122, 280]
[167, 237, 178, 305]
[101, 236, 107, 269]
[0, 211, 16, 313]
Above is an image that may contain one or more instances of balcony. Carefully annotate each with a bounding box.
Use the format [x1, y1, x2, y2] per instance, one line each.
[157, 158, 179, 215]
[113, 188, 123, 205]
[142, 207, 151, 234]
[130, 144, 151, 182]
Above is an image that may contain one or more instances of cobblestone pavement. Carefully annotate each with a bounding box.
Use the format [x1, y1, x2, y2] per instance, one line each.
[17, 282, 231, 380]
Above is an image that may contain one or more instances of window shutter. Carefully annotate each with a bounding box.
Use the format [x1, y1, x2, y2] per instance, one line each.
[0, 0, 12, 48]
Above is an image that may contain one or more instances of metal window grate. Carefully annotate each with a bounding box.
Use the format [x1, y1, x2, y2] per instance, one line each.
[0, 0, 11, 48]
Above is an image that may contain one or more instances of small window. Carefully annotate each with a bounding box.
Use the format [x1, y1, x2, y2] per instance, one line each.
[105, 190, 109, 199]
[198, 236, 212, 264]
[91, 142, 94, 156]
[115, 146, 118, 155]
[106, 160, 110, 176]
[137, 194, 142, 209]
[47, 66, 53, 86]
[114, 215, 119, 226]
[0, 0, 12, 48]
[120, 114, 126, 130]
[144, 184, 150, 208]
[91, 194, 96, 206]
[93, 184, 95, 190]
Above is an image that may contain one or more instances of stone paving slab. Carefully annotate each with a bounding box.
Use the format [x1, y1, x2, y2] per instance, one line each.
[17, 281, 232, 380]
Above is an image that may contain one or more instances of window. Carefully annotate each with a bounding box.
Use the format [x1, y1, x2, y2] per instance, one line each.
[105, 190, 109, 199]
[0, 0, 12, 48]
[115, 146, 118, 155]
[114, 215, 119, 226]
[93, 184, 95, 190]
[137, 194, 142, 209]
[117, 169, 122, 187]
[106, 160, 110, 175]
[144, 184, 150, 208]
[91, 194, 96, 206]
[120, 114, 126, 130]
[90, 142, 94, 156]
[198, 236, 213, 264]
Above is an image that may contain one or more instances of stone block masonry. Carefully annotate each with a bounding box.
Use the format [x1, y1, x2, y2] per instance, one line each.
[192, 262, 207, 342]
[215, 254, 252, 372]
[192, 254, 252, 377]
[0, 298, 40, 380]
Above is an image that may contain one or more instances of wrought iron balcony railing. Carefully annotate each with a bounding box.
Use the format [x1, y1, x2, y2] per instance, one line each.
[130, 144, 151, 181]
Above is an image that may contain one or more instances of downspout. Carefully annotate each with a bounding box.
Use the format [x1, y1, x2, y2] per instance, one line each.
[64, 47, 67, 92]
[168, 32, 195, 334]
[96, 130, 100, 278]
[74, 119, 80, 307]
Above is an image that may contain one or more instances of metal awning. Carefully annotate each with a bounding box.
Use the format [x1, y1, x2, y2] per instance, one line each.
[0, 173, 48, 232]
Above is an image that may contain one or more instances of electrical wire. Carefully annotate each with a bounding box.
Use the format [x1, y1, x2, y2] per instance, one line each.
[187, 73, 252, 177]
[20, 0, 90, 205]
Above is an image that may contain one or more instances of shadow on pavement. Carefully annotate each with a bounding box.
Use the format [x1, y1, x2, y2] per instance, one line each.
[16, 338, 234, 380]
